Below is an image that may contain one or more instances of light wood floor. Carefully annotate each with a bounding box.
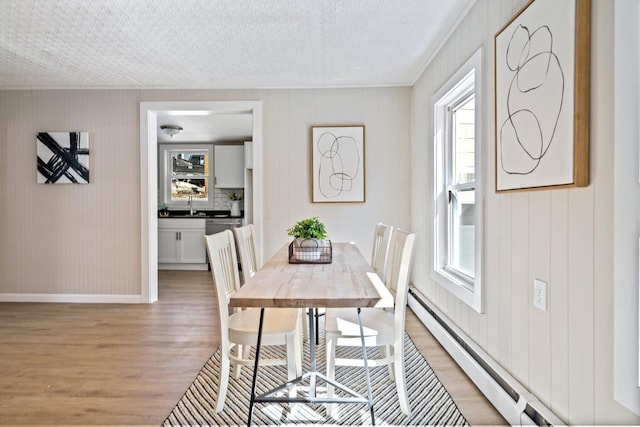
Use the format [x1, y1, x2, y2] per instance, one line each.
[0, 270, 505, 426]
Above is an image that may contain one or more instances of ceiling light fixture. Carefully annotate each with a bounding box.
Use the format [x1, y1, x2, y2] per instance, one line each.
[160, 124, 183, 137]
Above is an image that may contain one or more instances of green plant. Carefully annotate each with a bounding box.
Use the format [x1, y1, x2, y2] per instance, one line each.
[286, 216, 327, 240]
[227, 192, 243, 201]
[159, 203, 168, 212]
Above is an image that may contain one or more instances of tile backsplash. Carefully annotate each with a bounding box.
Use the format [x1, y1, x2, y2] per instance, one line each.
[214, 188, 244, 210]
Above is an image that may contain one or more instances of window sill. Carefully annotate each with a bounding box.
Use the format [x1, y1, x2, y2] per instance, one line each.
[432, 268, 482, 313]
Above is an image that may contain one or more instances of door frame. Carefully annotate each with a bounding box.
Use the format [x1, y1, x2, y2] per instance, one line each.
[140, 101, 263, 302]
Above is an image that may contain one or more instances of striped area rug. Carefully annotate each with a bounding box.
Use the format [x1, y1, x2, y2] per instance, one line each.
[164, 332, 468, 426]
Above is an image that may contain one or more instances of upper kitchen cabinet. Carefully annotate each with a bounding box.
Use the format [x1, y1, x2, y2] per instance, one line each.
[214, 145, 244, 188]
[245, 141, 253, 169]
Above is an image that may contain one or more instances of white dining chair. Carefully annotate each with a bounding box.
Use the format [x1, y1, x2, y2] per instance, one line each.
[233, 224, 258, 283]
[205, 230, 302, 413]
[371, 223, 393, 281]
[325, 229, 416, 416]
[234, 224, 309, 343]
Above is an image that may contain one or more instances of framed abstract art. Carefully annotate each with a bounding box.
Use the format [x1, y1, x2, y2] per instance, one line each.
[494, 0, 590, 192]
[311, 125, 365, 203]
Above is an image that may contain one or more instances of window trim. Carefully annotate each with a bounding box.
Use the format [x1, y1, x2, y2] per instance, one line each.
[431, 48, 483, 313]
[159, 143, 214, 210]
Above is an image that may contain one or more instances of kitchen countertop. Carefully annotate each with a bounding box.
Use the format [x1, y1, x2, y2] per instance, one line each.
[158, 209, 244, 219]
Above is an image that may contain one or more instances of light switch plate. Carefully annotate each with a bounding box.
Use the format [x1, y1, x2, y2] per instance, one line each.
[533, 279, 547, 311]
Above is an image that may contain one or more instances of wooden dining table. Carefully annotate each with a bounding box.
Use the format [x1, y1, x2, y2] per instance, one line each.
[229, 241, 394, 426]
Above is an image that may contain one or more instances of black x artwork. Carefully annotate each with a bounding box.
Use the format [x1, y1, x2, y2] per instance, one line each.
[37, 132, 90, 184]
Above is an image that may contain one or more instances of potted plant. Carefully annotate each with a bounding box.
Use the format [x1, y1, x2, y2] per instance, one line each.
[159, 203, 169, 217]
[287, 216, 328, 261]
[226, 192, 243, 201]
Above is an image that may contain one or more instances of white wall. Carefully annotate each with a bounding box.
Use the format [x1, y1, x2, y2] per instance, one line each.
[410, 0, 640, 424]
[613, 0, 640, 415]
[0, 90, 142, 297]
[0, 88, 411, 298]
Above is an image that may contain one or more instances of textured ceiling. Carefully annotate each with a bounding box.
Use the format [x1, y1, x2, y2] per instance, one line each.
[0, 0, 474, 90]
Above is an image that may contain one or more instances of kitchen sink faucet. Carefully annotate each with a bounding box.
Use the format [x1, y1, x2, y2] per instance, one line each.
[188, 195, 195, 216]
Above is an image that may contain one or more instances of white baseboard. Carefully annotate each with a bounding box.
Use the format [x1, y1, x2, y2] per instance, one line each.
[158, 263, 208, 271]
[0, 293, 143, 303]
[408, 287, 565, 426]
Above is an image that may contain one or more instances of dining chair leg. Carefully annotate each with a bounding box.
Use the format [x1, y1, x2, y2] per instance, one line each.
[234, 345, 251, 379]
[357, 308, 375, 425]
[302, 309, 309, 342]
[325, 334, 337, 416]
[216, 352, 231, 413]
[286, 333, 300, 398]
[393, 342, 411, 416]
[379, 345, 395, 380]
[297, 309, 305, 370]
[315, 308, 320, 345]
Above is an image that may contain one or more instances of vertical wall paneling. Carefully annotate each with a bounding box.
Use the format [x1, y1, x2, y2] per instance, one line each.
[567, 189, 595, 424]
[1, 90, 141, 296]
[510, 192, 530, 387]
[0, 88, 411, 300]
[613, 0, 640, 419]
[591, 0, 629, 420]
[549, 190, 570, 421]
[527, 191, 551, 404]
[410, 0, 638, 423]
[410, 76, 433, 301]
[484, 188, 501, 357]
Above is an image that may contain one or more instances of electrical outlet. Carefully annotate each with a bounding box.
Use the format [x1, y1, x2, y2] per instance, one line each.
[533, 279, 547, 311]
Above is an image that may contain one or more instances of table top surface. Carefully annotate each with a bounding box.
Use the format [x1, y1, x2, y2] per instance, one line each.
[229, 242, 393, 309]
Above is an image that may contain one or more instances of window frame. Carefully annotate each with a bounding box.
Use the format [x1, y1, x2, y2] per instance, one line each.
[159, 143, 214, 210]
[432, 48, 483, 312]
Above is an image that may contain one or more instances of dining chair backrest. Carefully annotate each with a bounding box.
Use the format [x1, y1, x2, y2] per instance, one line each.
[234, 224, 258, 283]
[384, 229, 416, 336]
[204, 230, 242, 334]
[371, 223, 393, 280]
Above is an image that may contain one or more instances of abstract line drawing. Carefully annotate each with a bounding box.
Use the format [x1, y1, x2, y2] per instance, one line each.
[316, 131, 360, 198]
[499, 24, 564, 176]
[312, 126, 365, 203]
[37, 132, 90, 184]
[494, 0, 590, 192]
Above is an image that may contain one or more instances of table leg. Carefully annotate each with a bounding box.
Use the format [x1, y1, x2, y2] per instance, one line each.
[247, 308, 265, 427]
[308, 308, 317, 397]
[247, 306, 373, 424]
[357, 307, 375, 425]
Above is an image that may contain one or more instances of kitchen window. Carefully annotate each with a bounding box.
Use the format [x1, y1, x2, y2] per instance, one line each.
[159, 144, 214, 210]
[432, 48, 483, 312]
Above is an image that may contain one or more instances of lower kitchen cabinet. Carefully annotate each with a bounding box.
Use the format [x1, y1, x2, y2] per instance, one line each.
[158, 218, 207, 269]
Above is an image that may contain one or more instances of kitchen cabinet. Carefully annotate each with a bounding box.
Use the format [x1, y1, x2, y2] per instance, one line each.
[215, 145, 244, 188]
[158, 218, 207, 269]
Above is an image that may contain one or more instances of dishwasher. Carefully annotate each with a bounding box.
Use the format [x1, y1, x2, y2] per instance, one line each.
[205, 217, 243, 236]
[205, 217, 243, 268]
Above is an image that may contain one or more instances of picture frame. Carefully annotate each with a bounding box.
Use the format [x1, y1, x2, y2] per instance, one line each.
[494, 0, 590, 192]
[311, 125, 365, 203]
[37, 131, 90, 184]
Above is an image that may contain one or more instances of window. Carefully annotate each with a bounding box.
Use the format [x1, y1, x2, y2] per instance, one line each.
[159, 144, 214, 209]
[432, 49, 483, 312]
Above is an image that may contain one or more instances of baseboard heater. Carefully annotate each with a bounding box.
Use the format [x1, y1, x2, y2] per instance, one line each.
[408, 287, 565, 426]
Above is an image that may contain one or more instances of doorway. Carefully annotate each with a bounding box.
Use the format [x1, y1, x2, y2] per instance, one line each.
[140, 101, 263, 302]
